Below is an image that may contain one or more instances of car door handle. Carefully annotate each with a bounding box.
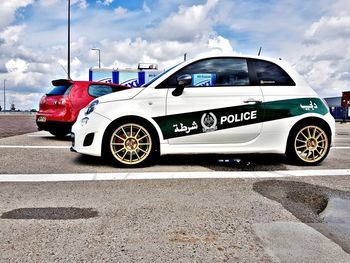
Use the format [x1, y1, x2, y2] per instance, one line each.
[243, 98, 262, 104]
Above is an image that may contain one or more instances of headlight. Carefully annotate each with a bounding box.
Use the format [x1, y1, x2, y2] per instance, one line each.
[85, 100, 99, 115]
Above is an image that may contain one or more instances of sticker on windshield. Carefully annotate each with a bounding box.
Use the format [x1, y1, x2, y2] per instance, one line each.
[192, 73, 216, 86]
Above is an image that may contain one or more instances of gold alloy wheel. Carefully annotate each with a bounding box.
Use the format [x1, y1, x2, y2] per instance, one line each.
[110, 123, 152, 165]
[294, 125, 328, 163]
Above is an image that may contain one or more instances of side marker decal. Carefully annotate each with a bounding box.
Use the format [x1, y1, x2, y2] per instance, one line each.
[153, 98, 328, 140]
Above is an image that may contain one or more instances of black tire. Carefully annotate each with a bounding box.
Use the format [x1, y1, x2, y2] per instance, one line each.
[286, 121, 331, 165]
[103, 119, 159, 167]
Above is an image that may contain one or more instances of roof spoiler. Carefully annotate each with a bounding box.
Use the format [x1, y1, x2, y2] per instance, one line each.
[51, 79, 73, 86]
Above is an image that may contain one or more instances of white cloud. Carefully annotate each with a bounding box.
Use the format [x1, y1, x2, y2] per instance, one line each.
[208, 36, 233, 53]
[97, 0, 114, 6]
[38, 0, 60, 7]
[114, 6, 128, 16]
[6, 58, 29, 73]
[71, 0, 88, 9]
[305, 16, 350, 40]
[0, 0, 33, 29]
[294, 8, 350, 97]
[146, 0, 219, 42]
[0, 25, 26, 44]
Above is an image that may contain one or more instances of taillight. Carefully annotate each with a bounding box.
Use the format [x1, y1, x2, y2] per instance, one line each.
[59, 98, 66, 105]
[57, 97, 70, 106]
[39, 96, 46, 110]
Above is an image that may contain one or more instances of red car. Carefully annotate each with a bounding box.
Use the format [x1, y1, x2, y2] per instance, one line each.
[36, 79, 127, 137]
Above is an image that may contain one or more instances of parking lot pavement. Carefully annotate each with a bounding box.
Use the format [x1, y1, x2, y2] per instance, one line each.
[0, 114, 37, 139]
[1, 176, 350, 262]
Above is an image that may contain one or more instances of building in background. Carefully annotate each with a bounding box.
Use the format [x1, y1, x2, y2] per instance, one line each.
[324, 91, 350, 121]
[89, 63, 161, 88]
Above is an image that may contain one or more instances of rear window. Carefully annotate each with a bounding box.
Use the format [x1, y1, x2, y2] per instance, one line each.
[253, 60, 295, 86]
[46, 84, 72, 96]
[88, 84, 124, 98]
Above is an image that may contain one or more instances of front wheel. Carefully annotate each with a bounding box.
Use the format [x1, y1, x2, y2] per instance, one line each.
[286, 124, 331, 165]
[104, 122, 158, 167]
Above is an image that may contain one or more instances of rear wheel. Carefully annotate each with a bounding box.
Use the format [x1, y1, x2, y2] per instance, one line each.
[286, 123, 330, 165]
[104, 121, 158, 167]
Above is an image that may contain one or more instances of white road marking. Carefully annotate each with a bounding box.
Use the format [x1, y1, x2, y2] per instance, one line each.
[0, 169, 349, 182]
[0, 145, 70, 149]
[331, 146, 350, 149]
[27, 134, 54, 137]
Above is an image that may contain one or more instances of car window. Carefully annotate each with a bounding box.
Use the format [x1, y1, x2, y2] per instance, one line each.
[253, 60, 295, 86]
[159, 58, 250, 88]
[46, 84, 72, 96]
[88, 84, 117, 97]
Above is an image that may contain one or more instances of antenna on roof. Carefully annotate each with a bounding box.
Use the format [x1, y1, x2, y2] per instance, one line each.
[58, 63, 71, 80]
[258, 47, 262, 56]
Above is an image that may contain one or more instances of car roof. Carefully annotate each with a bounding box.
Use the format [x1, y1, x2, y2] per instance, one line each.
[146, 53, 305, 88]
[186, 53, 288, 66]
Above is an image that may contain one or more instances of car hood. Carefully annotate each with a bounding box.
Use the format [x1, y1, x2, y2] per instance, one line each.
[98, 88, 145, 103]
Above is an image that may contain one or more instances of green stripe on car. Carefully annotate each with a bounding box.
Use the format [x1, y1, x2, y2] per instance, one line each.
[153, 98, 328, 140]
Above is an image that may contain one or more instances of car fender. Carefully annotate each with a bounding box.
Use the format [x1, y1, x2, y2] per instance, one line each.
[96, 99, 167, 146]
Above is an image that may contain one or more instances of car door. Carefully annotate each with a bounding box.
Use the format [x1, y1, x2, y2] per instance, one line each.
[157, 57, 264, 145]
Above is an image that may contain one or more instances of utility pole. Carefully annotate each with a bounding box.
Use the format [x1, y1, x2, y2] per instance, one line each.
[67, 0, 71, 79]
[3, 79, 6, 111]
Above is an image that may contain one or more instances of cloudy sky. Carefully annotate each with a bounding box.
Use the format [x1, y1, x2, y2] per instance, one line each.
[0, 0, 349, 110]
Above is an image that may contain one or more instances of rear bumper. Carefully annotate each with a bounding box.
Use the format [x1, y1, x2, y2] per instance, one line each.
[36, 120, 74, 132]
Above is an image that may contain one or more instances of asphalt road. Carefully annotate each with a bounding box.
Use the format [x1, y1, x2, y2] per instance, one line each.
[0, 121, 349, 262]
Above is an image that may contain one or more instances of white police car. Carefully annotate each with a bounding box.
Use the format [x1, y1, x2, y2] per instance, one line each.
[71, 55, 335, 167]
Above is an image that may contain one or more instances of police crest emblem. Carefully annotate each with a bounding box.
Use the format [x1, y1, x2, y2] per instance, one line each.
[201, 112, 218, 133]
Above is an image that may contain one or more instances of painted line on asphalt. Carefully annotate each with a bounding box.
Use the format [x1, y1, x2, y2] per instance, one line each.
[0, 169, 349, 182]
[27, 134, 54, 137]
[0, 145, 70, 149]
[331, 146, 350, 149]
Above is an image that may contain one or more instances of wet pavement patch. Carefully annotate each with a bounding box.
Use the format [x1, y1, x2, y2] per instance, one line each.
[1, 207, 98, 220]
[253, 180, 350, 253]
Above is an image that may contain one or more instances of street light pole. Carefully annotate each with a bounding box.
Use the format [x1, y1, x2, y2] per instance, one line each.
[91, 48, 101, 68]
[3, 79, 6, 111]
[67, 0, 71, 79]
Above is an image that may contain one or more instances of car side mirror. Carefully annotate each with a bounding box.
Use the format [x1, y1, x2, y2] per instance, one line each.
[172, 74, 192, 96]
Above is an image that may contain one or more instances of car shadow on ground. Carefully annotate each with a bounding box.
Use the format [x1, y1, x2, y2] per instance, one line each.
[72, 153, 290, 171]
[41, 134, 72, 142]
[160, 153, 289, 171]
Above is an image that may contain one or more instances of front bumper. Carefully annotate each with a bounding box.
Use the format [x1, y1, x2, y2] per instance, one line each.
[71, 112, 111, 157]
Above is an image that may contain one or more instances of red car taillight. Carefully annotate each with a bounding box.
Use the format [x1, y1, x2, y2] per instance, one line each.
[58, 98, 66, 105]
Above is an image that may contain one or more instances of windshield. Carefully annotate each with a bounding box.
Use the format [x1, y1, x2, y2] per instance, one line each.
[46, 84, 72, 96]
[142, 63, 182, 87]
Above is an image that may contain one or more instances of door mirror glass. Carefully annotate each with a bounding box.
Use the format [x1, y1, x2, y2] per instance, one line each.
[172, 74, 192, 96]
